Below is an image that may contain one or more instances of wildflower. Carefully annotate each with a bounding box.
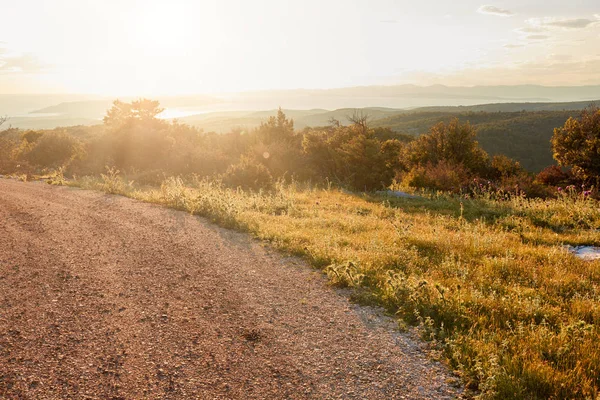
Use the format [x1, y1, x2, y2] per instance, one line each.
[557, 187, 562, 192]
[583, 190, 591, 196]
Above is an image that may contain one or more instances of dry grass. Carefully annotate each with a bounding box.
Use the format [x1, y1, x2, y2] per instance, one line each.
[74, 174, 600, 399]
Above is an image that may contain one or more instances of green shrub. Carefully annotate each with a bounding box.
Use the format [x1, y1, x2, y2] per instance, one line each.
[302, 123, 403, 190]
[18, 131, 83, 169]
[221, 156, 274, 191]
[402, 161, 470, 192]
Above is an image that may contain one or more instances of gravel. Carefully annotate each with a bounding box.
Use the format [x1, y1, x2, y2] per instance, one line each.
[0, 180, 463, 399]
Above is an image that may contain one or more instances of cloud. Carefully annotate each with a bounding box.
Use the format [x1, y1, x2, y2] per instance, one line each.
[0, 41, 46, 74]
[380, 19, 398, 24]
[477, 5, 514, 17]
[526, 17, 598, 30]
[514, 26, 547, 34]
[395, 56, 600, 86]
[503, 44, 525, 49]
[526, 34, 550, 40]
[0, 53, 45, 74]
[515, 15, 600, 41]
[547, 54, 572, 62]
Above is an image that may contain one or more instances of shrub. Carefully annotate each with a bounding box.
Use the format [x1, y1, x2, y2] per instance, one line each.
[536, 165, 575, 187]
[248, 139, 308, 181]
[18, 131, 83, 169]
[405, 118, 489, 176]
[401, 161, 470, 192]
[490, 154, 523, 179]
[99, 166, 130, 194]
[21, 130, 44, 143]
[221, 156, 274, 191]
[302, 123, 403, 191]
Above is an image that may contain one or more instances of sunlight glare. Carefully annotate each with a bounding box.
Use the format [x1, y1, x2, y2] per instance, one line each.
[130, 4, 190, 53]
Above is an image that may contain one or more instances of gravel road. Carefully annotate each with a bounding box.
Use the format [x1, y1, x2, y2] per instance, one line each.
[0, 180, 462, 399]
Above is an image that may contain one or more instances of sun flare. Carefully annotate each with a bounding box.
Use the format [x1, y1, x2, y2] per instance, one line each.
[129, 5, 190, 52]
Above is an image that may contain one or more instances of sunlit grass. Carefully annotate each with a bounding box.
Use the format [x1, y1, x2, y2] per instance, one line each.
[73, 174, 600, 399]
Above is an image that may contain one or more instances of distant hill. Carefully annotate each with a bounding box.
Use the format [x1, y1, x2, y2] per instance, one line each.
[408, 100, 599, 113]
[29, 95, 220, 118]
[0, 94, 103, 116]
[223, 85, 600, 110]
[2, 116, 99, 130]
[179, 107, 403, 132]
[30, 100, 114, 119]
[5, 84, 599, 123]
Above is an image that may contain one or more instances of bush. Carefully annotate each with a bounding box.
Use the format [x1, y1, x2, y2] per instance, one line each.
[405, 118, 489, 176]
[536, 165, 575, 187]
[401, 161, 470, 192]
[302, 123, 403, 191]
[18, 131, 83, 169]
[221, 156, 274, 191]
[248, 139, 308, 181]
[490, 154, 523, 179]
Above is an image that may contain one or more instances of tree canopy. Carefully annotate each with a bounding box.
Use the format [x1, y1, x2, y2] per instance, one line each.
[551, 107, 600, 183]
[103, 99, 165, 128]
[405, 118, 488, 175]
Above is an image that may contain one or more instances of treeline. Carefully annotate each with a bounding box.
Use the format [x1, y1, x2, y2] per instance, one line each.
[0, 99, 596, 197]
[373, 110, 580, 172]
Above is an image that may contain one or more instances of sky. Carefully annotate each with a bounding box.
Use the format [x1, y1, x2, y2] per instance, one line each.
[1, 0, 599, 95]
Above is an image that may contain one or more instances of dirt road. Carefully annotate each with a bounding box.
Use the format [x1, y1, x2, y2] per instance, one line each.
[0, 180, 460, 399]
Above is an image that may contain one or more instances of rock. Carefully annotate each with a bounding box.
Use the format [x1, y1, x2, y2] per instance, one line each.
[565, 245, 600, 261]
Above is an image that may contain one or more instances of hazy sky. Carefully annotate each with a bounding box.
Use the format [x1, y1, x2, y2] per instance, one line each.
[1, 0, 599, 95]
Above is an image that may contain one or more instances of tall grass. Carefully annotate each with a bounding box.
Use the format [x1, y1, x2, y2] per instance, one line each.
[75, 175, 600, 399]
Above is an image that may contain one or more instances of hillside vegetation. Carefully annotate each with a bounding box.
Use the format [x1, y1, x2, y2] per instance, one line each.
[372, 110, 579, 172]
[178, 102, 593, 172]
[6, 98, 597, 173]
[2, 100, 600, 399]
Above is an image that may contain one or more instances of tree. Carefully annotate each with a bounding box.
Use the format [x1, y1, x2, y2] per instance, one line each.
[490, 154, 523, 179]
[101, 99, 168, 171]
[103, 99, 164, 128]
[551, 107, 600, 183]
[405, 118, 489, 175]
[256, 108, 294, 144]
[17, 131, 83, 168]
[302, 119, 403, 190]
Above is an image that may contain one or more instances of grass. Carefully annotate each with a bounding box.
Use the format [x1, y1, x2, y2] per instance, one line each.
[71, 173, 600, 399]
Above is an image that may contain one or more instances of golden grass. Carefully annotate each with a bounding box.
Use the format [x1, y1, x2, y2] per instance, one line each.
[74, 175, 600, 399]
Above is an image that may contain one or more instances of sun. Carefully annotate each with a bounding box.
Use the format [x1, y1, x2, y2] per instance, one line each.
[129, 4, 190, 53]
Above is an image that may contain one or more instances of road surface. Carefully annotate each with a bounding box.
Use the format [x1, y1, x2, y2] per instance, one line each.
[0, 179, 460, 399]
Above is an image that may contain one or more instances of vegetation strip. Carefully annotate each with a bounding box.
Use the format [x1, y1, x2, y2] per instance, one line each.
[68, 173, 600, 399]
